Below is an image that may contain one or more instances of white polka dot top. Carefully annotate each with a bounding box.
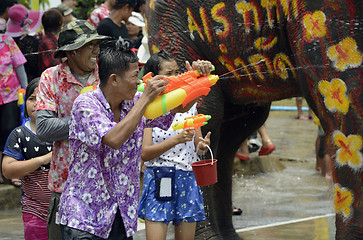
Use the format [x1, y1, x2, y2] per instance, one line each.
[144, 104, 200, 171]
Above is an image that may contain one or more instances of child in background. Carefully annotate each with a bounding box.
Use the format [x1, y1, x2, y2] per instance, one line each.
[138, 50, 212, 240]
[2, 78, 53, 240]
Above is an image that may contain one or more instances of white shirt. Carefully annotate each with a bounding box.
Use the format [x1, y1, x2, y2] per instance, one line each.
[144, 104, 200, 171]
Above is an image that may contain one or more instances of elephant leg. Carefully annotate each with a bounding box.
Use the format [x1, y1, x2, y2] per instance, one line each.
[299, 56, 363, 240]
[197, 88, 271, 239]
[214, 103, 271, 240]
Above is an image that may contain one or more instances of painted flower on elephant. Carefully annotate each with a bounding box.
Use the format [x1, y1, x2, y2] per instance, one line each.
[302, 11, 326, 43]
[327, 37, 363, 72]
[333, 130, 362, 169]
[334, 184, 353, 220]
[318, 78, 349, 114]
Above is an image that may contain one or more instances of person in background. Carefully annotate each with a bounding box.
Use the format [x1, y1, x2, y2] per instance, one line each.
[126, 11, 144, 50]
[138, 50, 212, 240]
[2, 78, 53, 240]
[56, 3, 76, 25]
[135, 0, 148, 69]
[5, 4, 43, 82]
[0, 0, 17, 33]
[58, 39, 176, 240]
[35, 20, 109, 240]
[97, 0, 136, 45]
[313, 116, 332, 179]
[135, 0, 145, 16]
[38, 8, 63, 73]
[0, 34, 27, 186]
[235, 124, 276, 161]
[55, 3, 76, 25]
[88, 0, 115, 28]
[295, 97, 313, 120]
[62, 0, 78, 19]
[62, 0, 77, 9]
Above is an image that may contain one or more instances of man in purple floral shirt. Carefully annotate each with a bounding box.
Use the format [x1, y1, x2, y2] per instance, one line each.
[58, 39, 176, 239]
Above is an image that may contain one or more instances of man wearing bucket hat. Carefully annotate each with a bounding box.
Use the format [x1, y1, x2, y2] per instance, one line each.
[138, 50, 212, 240]
[35, 19, 109, 240]
[57, 38, 177, 239]
[6, 4, 43, 82]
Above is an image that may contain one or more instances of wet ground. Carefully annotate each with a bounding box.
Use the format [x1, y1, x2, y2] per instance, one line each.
[0, 99, 336, 239]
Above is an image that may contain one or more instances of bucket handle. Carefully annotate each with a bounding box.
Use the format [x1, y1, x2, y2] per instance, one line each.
[205, 145, 215, 166]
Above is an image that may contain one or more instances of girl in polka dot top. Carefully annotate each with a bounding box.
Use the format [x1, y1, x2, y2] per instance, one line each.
[138, 50, 212, 240]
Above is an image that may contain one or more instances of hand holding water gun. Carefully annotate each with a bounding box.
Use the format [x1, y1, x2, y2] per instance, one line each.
[17, 88, 27, 124]
[176, 128, 196, 143]
[142, 61, 219, 119]
[172, 114, 211, 133]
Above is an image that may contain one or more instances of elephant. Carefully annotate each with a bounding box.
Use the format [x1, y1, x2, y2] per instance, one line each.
[144, 0, 362, 239]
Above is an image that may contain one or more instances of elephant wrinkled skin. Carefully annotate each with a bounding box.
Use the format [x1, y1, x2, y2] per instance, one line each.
[145, 0, 362, 239]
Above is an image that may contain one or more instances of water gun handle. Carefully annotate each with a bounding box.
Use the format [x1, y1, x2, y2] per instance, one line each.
[138, 72, 153, 92]
[142, 72, 153, 82]
[185, 123, 203, 133]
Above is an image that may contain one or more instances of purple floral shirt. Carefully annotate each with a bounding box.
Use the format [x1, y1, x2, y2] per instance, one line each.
[58, 87, 174, 238]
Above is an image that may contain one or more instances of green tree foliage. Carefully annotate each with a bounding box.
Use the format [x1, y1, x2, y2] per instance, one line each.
[74, 0, 104, 20]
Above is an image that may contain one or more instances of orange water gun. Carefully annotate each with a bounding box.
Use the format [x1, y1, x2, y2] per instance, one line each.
[142, 67, 219, 119]
[172, 114, 211, 133]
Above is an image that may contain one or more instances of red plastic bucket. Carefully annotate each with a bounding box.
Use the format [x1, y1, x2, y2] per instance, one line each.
[191, 158, 218, 186]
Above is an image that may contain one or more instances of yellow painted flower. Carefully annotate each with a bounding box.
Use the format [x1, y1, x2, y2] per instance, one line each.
[333, 130, 362, 169]
[302, 11, 327, 42]
[334, 184, 353, 219]
[327, 37, 363, 71]
[318, 78, 349, 114]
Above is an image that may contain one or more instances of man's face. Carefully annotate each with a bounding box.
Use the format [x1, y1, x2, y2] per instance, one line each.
[70, 40, 100, 74]
[117, 62, 140, 100]
[123, 6, 134, 22]
[64, 0, 77, 9]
